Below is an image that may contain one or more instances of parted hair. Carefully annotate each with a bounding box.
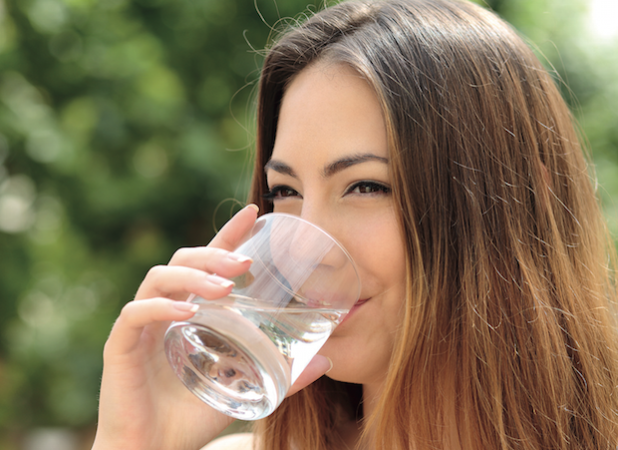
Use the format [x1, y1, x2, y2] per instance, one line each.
[248, 0, 618, 448]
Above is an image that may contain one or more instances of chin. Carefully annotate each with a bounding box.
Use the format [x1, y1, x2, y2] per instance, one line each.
[324, 367, 360, 384]
[319, 349, 366, 384]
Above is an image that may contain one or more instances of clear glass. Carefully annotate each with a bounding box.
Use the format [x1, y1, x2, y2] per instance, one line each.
[164, 213, 361, 420]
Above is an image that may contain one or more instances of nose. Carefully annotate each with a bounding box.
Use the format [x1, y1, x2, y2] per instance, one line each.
[267, 211, 360, 309]
[296, 201, 346, 258]
[285, 217, 358, 308]
[284, 195, 353, 271]
[287, 218, 348, 270]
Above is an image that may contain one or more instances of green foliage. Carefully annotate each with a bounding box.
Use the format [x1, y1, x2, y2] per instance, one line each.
[0, 0, 311, 440]
[0, 0, 617, 444]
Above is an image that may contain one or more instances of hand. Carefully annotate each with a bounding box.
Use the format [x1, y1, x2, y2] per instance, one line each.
[92, 205, 331, 450]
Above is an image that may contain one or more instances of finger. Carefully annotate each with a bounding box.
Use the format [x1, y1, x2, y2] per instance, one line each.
[167, 247, 253, 279]
[135, 265, 235, 301]
[105, 298, 199, 356]
[287, 355, 333, 397]
[208, 204, 259, 251]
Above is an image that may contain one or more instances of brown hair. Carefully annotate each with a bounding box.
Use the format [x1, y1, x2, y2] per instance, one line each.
[248, 0, 618, 448]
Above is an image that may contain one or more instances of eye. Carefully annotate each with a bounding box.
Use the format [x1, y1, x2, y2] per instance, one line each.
[345, 181, 391, 196]
[262, 185, 302, 202]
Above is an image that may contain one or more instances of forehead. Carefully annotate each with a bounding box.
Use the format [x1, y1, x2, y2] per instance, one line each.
[270, 62, 388, 169]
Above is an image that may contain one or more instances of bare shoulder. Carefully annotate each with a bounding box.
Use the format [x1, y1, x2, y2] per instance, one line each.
[201, 433, 255, 450]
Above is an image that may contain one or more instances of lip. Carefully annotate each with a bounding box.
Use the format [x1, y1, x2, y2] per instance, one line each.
[299, 289, 353, 308]
[340, 298, 369, 324]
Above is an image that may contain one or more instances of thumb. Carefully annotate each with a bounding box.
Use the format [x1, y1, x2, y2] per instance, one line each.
[208, 204, 259, 251]
[286, 355, 333, 397]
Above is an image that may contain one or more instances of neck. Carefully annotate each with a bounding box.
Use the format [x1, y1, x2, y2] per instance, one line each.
[361, 381, 383, 419]
[337, 382, 383, 450]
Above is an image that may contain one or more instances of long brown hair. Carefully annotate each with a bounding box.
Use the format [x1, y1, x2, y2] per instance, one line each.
[249, 0, 618, 448]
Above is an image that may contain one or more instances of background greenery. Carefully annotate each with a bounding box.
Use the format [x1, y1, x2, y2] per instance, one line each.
[0, 0, 616, 448]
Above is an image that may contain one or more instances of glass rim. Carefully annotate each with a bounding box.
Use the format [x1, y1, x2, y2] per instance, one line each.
[255, 212, 362, 301]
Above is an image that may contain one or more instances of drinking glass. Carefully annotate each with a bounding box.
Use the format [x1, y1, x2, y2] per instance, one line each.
[164, 213, 361, 420]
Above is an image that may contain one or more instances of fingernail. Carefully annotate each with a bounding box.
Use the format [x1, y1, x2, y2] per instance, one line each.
[246, 203, 259, 213]
[325, 356, 333, 373]
[174, 302, 199, 313]
[227, 253, 252, 263]
[206, 274, 235, 288]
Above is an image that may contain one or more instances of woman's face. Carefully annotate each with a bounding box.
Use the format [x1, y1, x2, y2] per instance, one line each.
[266, 62, 407, 386]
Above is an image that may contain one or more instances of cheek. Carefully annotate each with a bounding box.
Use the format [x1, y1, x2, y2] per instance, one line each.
[343, 210, 406, 283]
[272, 201, 302, 217]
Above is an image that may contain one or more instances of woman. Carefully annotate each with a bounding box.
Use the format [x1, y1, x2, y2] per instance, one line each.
[92, 0, 618, 449]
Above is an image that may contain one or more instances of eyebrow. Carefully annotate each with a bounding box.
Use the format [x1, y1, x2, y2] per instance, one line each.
[264, 153, 389, 179]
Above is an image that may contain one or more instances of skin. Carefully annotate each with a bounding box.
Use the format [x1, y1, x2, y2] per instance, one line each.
[92, 62, 407, 450]
[91, 205, 332, 450]
[267, 61, 407, 422]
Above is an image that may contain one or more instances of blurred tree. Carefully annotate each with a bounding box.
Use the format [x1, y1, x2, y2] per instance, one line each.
[0, 0, 616, 448]
[0, 0, 310, 445]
